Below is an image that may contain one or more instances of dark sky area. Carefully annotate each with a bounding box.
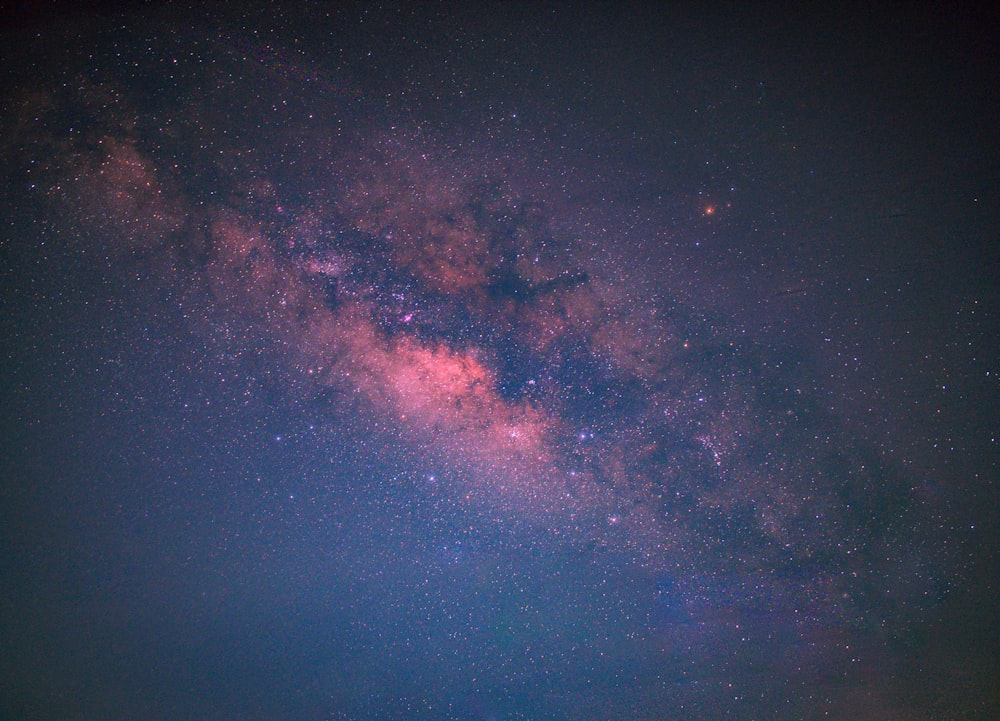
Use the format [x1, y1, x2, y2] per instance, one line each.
[1, 2, 997, 720]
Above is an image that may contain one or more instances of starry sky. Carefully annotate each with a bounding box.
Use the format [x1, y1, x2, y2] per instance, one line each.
[1, 2, 997, 720]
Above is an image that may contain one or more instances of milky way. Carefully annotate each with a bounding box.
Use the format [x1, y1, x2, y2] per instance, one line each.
[2, 5, 995, 721]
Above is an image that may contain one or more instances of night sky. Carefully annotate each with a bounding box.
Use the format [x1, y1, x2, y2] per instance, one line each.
[1, 3, 998, 720]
